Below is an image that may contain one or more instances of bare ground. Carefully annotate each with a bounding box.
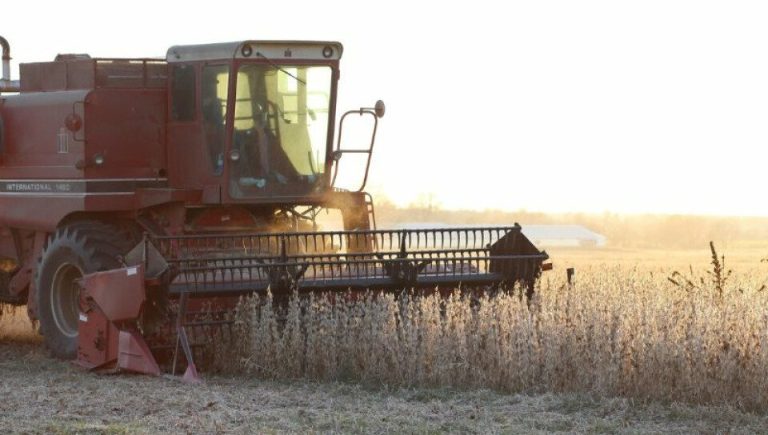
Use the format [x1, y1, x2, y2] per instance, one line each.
[1, 312, 767, 434]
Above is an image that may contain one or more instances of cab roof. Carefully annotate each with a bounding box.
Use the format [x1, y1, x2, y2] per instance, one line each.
[166, 40, 343, 63]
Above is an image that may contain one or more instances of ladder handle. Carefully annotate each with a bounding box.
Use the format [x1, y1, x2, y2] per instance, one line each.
[331, 109, 379, 191]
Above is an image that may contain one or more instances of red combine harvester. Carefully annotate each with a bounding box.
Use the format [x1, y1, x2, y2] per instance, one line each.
[0, 36, 549, 381]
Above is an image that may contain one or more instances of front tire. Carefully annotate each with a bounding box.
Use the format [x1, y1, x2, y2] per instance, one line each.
[36, 221, 135, 359]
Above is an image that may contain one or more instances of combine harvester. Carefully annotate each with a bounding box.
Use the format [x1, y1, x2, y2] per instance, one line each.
[0, 36, 549, 381]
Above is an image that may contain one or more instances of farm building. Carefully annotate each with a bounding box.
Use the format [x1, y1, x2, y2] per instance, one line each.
[520, 225, 607, 247]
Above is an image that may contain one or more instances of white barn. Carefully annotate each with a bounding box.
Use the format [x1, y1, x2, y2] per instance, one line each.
[520, 225, 607, 248]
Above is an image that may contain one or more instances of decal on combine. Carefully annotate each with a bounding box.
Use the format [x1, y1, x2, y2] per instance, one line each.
[0, 179, 168, 194]
[1, 182, 79, 193]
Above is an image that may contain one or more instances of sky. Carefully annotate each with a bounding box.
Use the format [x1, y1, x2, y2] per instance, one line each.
[3, 1, 768, 216]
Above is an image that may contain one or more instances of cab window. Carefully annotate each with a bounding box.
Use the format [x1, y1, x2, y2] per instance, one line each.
[201, 65, 230, 175]
[170, 65, 196, 122]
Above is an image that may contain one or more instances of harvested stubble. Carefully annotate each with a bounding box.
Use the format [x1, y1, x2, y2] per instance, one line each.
[215, 266, 768, 411]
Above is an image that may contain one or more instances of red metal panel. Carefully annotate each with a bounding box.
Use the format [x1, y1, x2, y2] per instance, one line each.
[0, 90, 89, 177]
[0, 194, 84, 231]
[134, 187, 199, 210]
[0, 191, 172, 232]
[187, 206, 258, 232]
[117, 330, 160, 376]
[19, 61, 68, 92]
[76, 307, 119, 370]
[167, 122, 220, 192]
[20, 59, 96, 92]
[66, 60, 97, 90]
[80, 265, 145, 323]
[83, 88, 167, 179]
[77, 265, 160, 375]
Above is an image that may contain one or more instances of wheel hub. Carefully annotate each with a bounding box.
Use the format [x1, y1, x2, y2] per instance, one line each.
[50, 263, 83, 338]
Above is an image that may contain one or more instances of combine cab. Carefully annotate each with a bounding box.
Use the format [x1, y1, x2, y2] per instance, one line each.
[0, 36, 548, 380]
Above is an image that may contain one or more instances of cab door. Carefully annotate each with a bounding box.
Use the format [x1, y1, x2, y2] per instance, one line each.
[166, 63, 231, 203]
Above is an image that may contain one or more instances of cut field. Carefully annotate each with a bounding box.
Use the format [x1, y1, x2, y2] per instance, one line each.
[2, 246, 768, 433]
[1, 339, 767, 433]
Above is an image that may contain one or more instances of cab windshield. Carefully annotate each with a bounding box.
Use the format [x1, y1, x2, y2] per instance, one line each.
[229, 64, 332, 198]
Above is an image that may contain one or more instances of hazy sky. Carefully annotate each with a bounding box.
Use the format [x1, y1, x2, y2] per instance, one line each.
[3, 1, 768, 216]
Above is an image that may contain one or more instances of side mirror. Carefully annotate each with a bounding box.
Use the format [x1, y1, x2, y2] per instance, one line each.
[374, 100, 386, 118]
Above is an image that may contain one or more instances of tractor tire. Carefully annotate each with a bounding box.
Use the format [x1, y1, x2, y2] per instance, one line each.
[35, 221, 136, 359]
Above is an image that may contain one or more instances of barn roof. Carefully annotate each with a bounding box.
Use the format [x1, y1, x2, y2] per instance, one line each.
[520, 225, 606, 241]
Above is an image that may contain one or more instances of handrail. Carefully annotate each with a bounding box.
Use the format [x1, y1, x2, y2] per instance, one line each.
[330, 108, 379, 192]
